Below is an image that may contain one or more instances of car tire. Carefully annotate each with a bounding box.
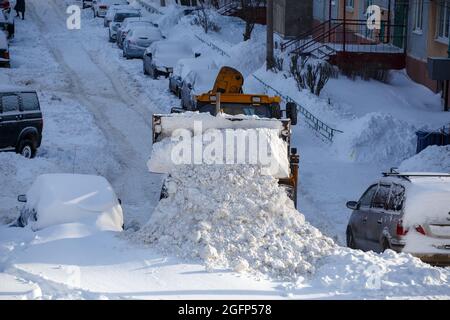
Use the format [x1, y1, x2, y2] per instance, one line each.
[151, 68, 158, 80]
[143, 63, 148, 75]
[346, 227, 356, 249]
[382, 238, 391, 252]
[18, 139, 36, 159]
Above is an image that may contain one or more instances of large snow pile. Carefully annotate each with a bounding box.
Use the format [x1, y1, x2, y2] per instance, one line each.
[134, 165, 335, 280]
[335, 113, 417, 164]
[400, 145, 450, 172]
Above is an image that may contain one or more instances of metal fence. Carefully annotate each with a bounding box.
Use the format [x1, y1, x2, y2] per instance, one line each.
[252, 75, 343, 142]
[194, 34, 231, 57]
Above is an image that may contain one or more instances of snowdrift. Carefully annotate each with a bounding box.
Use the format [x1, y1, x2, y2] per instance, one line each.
[400, 145, 450, 173]
[335, 113, 417, 164]
[134, 165, 335, 280]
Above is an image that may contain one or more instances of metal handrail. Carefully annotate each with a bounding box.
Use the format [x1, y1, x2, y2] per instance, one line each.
[252, 75, 343, 142]
[194, 34, 231, 57]
[135, 0, 163, 15]
[281, 20, 331, 52]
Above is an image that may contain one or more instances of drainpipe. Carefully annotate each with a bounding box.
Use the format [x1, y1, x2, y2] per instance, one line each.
[266, 0, 275, 70]
[446, 36, 450, 111]
[342, 0, 346, 52]
[387, 0, 391, 43]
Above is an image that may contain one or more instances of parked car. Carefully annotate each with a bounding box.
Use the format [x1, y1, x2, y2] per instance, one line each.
[180, 69, 218, 110]
[0, 86, 43, 158]
[345, 170, 450, 266]
[143, 40, 200, 79]
[123, 26, 163, 59]
[92, 0, 128, 18]
[169, 56, 217, 99]
[0, 0, 10, 13]
[15, 174, 124, 232]
[0, 30, 9, 68]
[116, 17, 157, 49]
[108, 9, 142, 42]
[104, 4, 136, 27]
[79, 0, 93, 9]
[0, 9, 14, 39]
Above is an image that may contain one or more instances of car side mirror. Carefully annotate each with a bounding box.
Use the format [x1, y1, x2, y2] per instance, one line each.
[171, 107, 185, 113]
[17, 195, 27, 203]
[286, 102, 298, 126]
[346, 201, 359, 210]
[194, 52, 201, 58]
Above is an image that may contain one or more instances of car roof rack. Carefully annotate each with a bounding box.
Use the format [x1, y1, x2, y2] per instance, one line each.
[382, 167, 450, 180]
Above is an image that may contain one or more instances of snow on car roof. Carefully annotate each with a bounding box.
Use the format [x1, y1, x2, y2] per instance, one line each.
[130, 26, 162, 38]
[25, 174, 123, 231]
[173, 56, 217, 79]
[188, 70, 219, 94]
[149, 40, 195, 68]
[377, 173, 450, 227]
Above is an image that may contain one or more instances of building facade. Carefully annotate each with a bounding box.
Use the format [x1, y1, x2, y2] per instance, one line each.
[273, 0, 450, 108]
[406, 0, 450, 105]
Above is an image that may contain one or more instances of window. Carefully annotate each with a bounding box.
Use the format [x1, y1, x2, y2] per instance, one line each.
[413, 0, 424, 31]
[437, 1, 450, 40]
[359, 184, 378, 207]
[386, 184, 405, 212]
[371, 184, 391, 209]
[346, 0, 354, 9]
[1, 95, 19, 113]
[20, 93, 39, 111]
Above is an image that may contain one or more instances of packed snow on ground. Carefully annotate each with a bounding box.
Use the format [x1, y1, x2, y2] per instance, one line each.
[133, 164, 335, 280]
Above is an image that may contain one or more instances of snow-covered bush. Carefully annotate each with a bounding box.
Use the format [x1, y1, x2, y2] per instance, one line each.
[191, 1, 221, 33]
[290, 55, 337, 97]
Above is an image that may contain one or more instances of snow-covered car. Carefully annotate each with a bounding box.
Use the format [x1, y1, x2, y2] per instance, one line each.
[116, 17, 157, 49]
[169, 57, 216, 98]
[0, 9, 13, 39]
[15, 174, 124, 232]
[92, 0, 128, 18]
[143, 40, 200, 79]
[346, 171, 450, 266]
[179, 70, 218, 110]
[122, 26, 164, 59]
[103, 4, 136, 27]
[108, 9, 142, 42]
[0, 30, 9, 67]
[82, 0, 93, 9]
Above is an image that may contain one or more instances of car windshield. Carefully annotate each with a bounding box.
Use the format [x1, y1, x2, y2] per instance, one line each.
[115, 12, 140, 22]
[198, 104, 273, 118]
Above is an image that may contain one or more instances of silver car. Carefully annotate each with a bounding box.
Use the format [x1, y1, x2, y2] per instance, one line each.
[346, 170, 450, 266]
[123, 26, 164, 59]
[116, 18, 156, 49]
[108, 9, 141, 42]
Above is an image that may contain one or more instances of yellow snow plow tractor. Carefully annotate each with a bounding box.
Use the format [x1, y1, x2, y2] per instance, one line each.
[152, 66, 300, 207]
